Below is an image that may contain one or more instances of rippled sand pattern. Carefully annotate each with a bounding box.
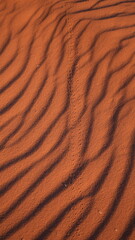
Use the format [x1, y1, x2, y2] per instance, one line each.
[0, 0, 135, 239]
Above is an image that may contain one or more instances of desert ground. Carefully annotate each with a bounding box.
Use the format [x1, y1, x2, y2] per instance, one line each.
[0, 0, 135, 239]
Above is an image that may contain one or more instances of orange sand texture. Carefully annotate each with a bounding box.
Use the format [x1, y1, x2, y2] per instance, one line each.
[0, 0, 135, 239]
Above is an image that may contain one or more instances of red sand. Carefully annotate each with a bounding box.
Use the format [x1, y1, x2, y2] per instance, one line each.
[0, 0, 135, 239]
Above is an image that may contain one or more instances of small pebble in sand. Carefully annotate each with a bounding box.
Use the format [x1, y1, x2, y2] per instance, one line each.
[98, 210, 102, 215]
[114, 228, 118, 232]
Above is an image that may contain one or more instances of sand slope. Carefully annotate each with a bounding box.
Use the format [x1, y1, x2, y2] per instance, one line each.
[0, 0, 135, 239]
